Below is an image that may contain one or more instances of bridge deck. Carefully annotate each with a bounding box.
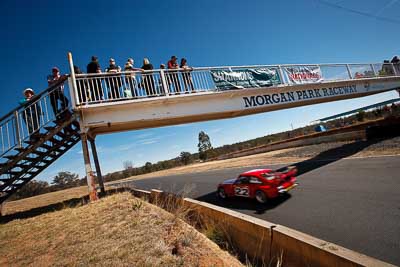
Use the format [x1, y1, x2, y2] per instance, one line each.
[68, 61, 400, 136]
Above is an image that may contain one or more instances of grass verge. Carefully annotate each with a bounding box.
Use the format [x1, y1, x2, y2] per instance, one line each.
[0, 192, 243, 267]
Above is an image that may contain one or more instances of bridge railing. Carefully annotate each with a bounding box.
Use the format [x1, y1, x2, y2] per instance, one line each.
[71, 63, 400, 106]
[0, 77, 72, 158]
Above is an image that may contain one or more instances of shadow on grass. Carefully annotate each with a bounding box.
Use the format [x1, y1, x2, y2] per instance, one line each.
[0, 188, 123, 224]
[0, 196, 90, 224]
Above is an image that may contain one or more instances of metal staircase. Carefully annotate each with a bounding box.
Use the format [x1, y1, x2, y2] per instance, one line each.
[0, 77, 81, 204]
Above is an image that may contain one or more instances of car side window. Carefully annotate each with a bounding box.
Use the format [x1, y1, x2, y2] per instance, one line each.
[236, 176, 250, 184]
[249, 176, 263, 184]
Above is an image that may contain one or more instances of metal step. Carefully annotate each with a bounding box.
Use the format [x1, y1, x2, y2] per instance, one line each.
[44, 126, 56, 131]
[39, 143, 53, 150]
[15, 147, 27, 153]
[0, 119, 81, 203]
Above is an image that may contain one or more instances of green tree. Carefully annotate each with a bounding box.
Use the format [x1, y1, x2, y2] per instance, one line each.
[179, 151, 193, 165]
[144, 162, 153, 172]
[51, 171, 80, 189]
[198, 131, 213, 161]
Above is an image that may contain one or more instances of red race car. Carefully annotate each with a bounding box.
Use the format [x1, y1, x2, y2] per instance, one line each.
[217, 166, 298, 203]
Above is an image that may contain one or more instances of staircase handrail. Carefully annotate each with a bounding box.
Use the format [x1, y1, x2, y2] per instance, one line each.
[0, 76, 71, 157]
[0, 76, 69, 122]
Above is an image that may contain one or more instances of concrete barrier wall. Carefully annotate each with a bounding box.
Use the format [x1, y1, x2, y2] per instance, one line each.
[217, 130, 366, 160]
[124, 187, 394, 267]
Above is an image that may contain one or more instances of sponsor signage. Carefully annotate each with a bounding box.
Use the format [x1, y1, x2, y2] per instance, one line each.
[243, 84, 358, 108]
[283, 66, 323, 84]
[211, 68, 281, 90]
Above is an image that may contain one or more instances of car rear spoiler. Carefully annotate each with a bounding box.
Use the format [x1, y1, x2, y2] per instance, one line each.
[277, 166, 297, 176]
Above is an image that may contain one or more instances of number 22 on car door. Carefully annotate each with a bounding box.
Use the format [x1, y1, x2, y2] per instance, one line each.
[234, 176, 250, 197]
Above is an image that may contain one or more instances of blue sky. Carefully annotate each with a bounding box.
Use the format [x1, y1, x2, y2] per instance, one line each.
[0, 0, 399, 182]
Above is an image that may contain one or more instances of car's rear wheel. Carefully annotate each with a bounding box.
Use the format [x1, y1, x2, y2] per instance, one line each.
[255, 190, 267, 204]
[217, 188, 227, 199]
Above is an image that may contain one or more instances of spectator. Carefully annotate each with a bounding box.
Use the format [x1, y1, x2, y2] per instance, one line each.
[391, 56, 400, 75]
[141, 58, 155, 96]
[105, 58, 122, 100]
[19, 88, 41, 140]
[157, 64, 168, 96]
[167, 56, 181, 94]
[74, 65, 88, 104]
[390, 102, 398, 115]
[124, 58, 140, 98]
[180, 58, 195, 93]
[354, 72, 364, 79]
[86, 56, 103, 101]
[381, 60, 394, 76]
[47, 67, 69, 120]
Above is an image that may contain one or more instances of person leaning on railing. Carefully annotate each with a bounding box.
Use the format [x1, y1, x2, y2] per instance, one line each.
[381, 60, 395, 76]
[124, 58, 141, 98]
[167, 56, 181, 94]
[47, 67, 70, 121]
[391, 56, 400, 75]
[19, 88, 42, 141]
[140, 58, 156, 97]
[158, 64, 168, 95]
[180, 58, 195, 93]
[105, 58, 122, 100]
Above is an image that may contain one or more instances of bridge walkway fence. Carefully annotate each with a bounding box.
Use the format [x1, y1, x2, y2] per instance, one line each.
[71, 62, 400, 107]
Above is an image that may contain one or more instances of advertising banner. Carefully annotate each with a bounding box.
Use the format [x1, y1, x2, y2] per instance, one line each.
[211, 68, 281, 90]
[284, 66, 323, 84]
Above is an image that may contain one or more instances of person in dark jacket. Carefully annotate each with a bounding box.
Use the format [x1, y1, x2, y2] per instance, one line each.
[141, 58, 155, 96]
[180, 58, 195, 93]
[391, 56, 400, 75]
[47, 67, 69, 119]
[19, 88, 42, 140]
[105, 58, 122, 100]
[86, 56, 103, 101]
[381, 60, 394, 76]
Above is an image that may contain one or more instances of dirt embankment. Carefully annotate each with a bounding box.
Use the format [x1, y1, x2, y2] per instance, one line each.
[0, 193, 243, 267]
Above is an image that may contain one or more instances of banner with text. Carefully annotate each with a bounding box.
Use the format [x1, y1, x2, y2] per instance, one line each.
[284, 66, 323, 84]
[211, 68, 281, 90]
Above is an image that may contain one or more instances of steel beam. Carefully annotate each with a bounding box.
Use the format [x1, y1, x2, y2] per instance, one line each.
[80, 133, 98, 201]
[89, 138, 105, 195]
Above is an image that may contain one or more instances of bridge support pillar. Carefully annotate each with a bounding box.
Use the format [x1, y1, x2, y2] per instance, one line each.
[89, 138, 105, 196]
[80, 133, 98, 202]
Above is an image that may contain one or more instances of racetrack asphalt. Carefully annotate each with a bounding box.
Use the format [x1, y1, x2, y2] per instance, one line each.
[117, 154, 400, 265]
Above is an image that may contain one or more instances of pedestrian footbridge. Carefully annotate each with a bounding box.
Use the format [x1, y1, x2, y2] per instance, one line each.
[1, 52, 399, 203]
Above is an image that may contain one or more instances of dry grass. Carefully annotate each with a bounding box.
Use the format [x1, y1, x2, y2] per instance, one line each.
[1, 186, 93, 216]
[0, 192, 243, 267]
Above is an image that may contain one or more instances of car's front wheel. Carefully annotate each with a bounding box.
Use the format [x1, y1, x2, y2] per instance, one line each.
[217, 187, 227, 199]
[255, 190, 267, 204]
